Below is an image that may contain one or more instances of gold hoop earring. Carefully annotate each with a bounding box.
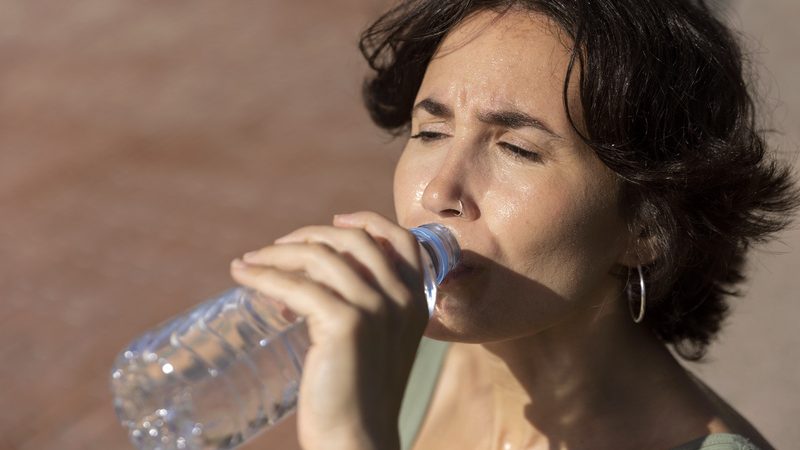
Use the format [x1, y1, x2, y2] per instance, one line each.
[628, 265, 646, 323]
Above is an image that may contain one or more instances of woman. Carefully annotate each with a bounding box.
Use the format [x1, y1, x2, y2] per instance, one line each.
[231, 1, 798, 449]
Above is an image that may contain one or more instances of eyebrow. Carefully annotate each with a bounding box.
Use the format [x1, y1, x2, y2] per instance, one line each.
[412, 97, 563, 140]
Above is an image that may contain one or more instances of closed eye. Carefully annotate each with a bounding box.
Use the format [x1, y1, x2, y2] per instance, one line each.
[409, 131, 448, 142]
[410, 132, 542, 163]
[499, 142, 542, 163]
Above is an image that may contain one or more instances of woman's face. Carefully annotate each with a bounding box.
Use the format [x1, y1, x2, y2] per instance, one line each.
[393, 10, 636, 343]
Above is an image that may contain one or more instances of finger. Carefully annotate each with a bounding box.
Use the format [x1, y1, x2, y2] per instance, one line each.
[273, 226, 381, 284]
[230, 259, 360, 337]
[271, 225, 414, 310]
[332, 212, 423, 288]
[239, 242, 387, 315]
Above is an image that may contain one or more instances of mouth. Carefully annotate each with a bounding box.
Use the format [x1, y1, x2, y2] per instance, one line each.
[440, 263, 478, 287]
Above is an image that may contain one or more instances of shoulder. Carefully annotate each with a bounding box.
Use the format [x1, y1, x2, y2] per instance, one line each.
[683, 371, 774, 450]
[671, 433, 763, 450]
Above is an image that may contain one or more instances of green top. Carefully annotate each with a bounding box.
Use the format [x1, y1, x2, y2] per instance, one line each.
[397, 338, 760, 450]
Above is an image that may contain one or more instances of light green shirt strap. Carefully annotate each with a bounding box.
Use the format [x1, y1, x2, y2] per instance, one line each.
[398, 337, 450, 450]
[670, 433, 761, 450]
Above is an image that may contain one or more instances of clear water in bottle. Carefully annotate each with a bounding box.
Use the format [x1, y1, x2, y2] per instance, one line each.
[110, 223, 459, 450]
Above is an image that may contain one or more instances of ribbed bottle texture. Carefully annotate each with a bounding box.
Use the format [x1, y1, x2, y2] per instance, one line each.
[110, 224, 459, 450]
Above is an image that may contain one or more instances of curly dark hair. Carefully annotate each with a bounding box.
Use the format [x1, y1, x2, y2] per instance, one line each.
[358, 0, 799, 360]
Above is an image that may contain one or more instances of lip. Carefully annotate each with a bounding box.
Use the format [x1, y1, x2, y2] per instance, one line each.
[440, 263, 478, 287]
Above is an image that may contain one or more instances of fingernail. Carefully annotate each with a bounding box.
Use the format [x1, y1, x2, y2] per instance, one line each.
[231, 258, 248, 269]
[243, 251, 258, 261]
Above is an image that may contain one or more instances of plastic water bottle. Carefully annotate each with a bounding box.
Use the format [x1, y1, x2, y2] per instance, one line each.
[110, 223, 460, 450]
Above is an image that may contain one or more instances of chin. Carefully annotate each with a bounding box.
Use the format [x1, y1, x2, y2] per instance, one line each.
[423, 290, 574, 345]
[422, 297, 503, 344]
[422, 322, 482, 343]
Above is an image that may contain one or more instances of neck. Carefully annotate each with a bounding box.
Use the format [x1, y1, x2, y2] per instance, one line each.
[469, 300, 708, 450]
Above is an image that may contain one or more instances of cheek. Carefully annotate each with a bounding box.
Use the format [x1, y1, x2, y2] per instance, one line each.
[493, 183, 531, 223]
[392, 149, 427, 225]
[493, 173, 625, 290]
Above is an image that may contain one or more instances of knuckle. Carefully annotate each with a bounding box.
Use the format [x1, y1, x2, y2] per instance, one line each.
[260, 267, 298, 289]
[290, 277, 317, 296]
[345, 288, 389, 319]
[307, 241, 335, 258]
[393, 286, 416, 309]
[400, 231, 421, 256]
[364, 292, 388, 314]
[287, 275, 339, 305]
[341, 227, 377, 252]
[348, 227, 372, 243]
[305, 243, 340, 273]
[335, 307, 365, 332]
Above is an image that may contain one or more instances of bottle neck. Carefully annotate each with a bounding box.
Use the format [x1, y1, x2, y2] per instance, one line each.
[410, 224, 461, 284]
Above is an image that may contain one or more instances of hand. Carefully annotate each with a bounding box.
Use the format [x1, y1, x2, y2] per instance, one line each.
[230, 211, 429, 450]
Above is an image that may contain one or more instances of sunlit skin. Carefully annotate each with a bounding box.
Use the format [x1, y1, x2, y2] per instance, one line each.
[395, 10, 751, 450]
[394, 13, 631, 344]
[232, 8, 768, 450]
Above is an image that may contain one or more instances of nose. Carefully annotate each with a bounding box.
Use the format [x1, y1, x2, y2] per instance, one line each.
[421, 151, 476, 220]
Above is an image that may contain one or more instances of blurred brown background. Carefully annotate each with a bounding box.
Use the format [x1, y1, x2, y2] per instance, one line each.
[0, 1, 797, 449]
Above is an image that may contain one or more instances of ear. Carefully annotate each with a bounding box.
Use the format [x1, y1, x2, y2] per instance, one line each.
[617, 225, 660, 268]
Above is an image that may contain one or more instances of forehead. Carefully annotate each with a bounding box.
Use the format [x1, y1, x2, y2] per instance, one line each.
[420, 9, 579, 122]
[439, 8, 569, 53]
